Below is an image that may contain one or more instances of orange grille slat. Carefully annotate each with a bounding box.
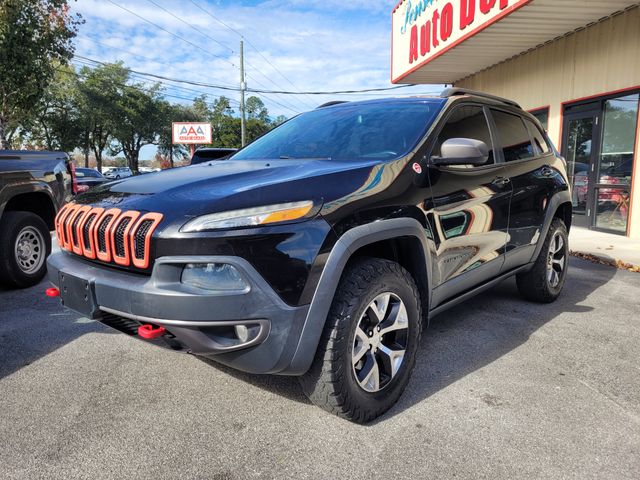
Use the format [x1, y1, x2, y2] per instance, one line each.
[71, 205, 92, 255]
[55, 203, 163, 269]
[63, 204, 82, 251]
[110, 211, 140, 266]
[130, 212, 164, 269]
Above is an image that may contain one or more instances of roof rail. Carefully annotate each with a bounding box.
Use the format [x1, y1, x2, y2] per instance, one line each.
[316, 101, 349, 109]
[440, 88, 521, 108]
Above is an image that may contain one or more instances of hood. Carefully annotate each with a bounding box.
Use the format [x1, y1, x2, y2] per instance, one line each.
[76, 158, 384, 224]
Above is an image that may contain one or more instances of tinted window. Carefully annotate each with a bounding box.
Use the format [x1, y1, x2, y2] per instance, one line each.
[491, 110, 535, 162]
[435, 105, 494, 165]
[524, 118, 551, 155]
[232, 100, 444, 161]
[531, 109, 549, 130]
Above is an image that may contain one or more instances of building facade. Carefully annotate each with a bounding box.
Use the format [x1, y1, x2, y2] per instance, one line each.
[392, 1, 640, 237]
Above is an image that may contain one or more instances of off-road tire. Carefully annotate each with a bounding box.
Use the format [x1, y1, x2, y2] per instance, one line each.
[0, 211, 51, 289]
[516, 218, 568, 303]
[299, 257, 422, 423]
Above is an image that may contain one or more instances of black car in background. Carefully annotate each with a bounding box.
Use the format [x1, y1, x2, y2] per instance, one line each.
[48, 89, 572, 422]
[191, 148, 238, 165]
[75, 167, 107, 192]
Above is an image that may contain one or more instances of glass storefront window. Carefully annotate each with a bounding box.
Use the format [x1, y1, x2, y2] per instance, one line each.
[594, 188, 631, 233]
[595, 93, 639, 233]
[565, 116, 594, 215]
[599, 94, 639, 186]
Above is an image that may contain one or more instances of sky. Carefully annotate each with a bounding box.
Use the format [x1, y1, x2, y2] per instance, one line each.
[71, 0, 445, 159]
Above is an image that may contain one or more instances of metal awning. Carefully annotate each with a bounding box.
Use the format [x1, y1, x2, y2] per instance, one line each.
[392, 0, 640, 85]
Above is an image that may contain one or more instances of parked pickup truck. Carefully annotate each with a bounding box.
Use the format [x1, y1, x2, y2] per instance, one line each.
[47, 89, 572, 422]
[0, 150, 75, 288]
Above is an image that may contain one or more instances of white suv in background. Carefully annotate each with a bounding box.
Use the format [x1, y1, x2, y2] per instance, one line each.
[104, 167, 133, 179]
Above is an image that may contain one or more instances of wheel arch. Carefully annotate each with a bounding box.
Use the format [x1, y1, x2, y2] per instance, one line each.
[285, 217, 432, 375]
[1, 188, 57, 230]
[530, 190, 572, 263]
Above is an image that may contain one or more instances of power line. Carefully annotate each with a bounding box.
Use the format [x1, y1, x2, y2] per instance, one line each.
[74, 55, 417, 95]
[74, 56, 241, 105]
[74, 40, 242, 104]
[135, 0, 308, 112]
[187, 0, 317, 108]
[144, 0, 235, 57]
[104, 0, 236, 73]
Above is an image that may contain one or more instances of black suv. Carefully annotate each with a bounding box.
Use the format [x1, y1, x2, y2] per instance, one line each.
[47, 89, 571, 422]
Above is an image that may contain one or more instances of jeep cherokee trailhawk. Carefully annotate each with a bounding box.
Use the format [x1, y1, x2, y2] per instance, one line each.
[47, 89, 572, 422]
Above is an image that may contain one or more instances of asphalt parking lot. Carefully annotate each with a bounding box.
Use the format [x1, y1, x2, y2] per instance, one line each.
[1, 257, 639, 479]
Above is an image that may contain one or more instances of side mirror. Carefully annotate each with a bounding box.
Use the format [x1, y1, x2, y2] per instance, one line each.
[432, 138, 489, 166]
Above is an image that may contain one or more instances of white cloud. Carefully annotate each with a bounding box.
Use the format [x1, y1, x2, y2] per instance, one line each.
[72, 0, 444, 157]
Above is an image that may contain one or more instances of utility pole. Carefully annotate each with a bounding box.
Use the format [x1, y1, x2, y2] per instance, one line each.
[240, 39, 246, 147]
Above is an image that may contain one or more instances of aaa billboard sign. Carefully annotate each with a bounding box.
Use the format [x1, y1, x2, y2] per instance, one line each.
[172, 122, 212, 144]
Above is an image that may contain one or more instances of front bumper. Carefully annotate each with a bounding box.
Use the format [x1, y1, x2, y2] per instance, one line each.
[47, 252, 309, 374]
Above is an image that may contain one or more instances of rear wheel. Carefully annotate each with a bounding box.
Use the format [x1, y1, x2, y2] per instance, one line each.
[0, 211, 51, 288]
[516, 218, 568, 303]
[300, 258, 422, 423]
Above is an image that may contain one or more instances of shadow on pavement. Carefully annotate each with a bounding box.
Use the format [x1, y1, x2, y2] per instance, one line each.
[1, 257, 617, 420]
[0, 279, 109, 380]
[197, 257, 617, 420]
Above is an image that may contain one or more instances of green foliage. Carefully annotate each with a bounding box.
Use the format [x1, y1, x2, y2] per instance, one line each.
[0, 0, 82, 148]
[76, 62, 129, 170]
[29, 65, 83, 152]
[110, 82, 169, 173]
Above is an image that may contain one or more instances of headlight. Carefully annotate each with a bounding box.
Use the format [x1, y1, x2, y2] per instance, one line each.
[180, 200, 315, 232]
[181, 263, 249, 291]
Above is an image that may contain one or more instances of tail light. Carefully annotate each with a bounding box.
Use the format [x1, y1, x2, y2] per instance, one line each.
[66, 161, 78, 195]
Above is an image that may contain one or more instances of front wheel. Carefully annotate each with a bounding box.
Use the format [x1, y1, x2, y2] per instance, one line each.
[0, 211, 52, 288]
[299, 258, 422, 423]
[516, 218, 568, 303]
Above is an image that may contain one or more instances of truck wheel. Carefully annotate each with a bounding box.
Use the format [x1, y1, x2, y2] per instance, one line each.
[300, 258, 422, 423]
[0, 211, 51, 289]
[516, 218, 568, 303]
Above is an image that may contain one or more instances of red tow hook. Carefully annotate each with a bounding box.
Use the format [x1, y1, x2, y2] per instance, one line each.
[138, 324, 166, 339]
[45, 287, 60, 297]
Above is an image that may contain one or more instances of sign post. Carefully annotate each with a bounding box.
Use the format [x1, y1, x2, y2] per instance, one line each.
[171, 122, 213, 165]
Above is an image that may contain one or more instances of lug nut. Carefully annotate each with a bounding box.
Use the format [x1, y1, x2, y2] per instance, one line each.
[368, 331, 373, 337]
[377, 326, 381, 332]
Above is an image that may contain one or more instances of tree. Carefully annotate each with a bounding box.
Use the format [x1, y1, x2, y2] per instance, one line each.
[111, 83, 167, 173]
[29, 66, 83, 152]
[273, 115, 288, 127]
[246, 96, 269, 122]
[76, 63, 129, 171]
[0, 0, 81, 148]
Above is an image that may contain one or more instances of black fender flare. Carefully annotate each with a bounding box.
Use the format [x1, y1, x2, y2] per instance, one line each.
[285, 217, 432, 375]
[0, 182, 57, 222]
[529, 189, 572, 263]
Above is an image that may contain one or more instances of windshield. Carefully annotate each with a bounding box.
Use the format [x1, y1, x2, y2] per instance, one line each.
[232, 99, 444, 161]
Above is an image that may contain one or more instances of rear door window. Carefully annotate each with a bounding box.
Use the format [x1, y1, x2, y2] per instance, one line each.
[491, 110, 535, 162]
[524, 118, 551, 155]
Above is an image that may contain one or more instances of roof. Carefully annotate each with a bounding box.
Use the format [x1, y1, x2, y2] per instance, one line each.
[391, 0, 639, 84]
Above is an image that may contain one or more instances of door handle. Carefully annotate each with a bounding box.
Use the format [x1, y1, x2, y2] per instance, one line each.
[491, 176, 511, 187]
[540, 166, 554, 176]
